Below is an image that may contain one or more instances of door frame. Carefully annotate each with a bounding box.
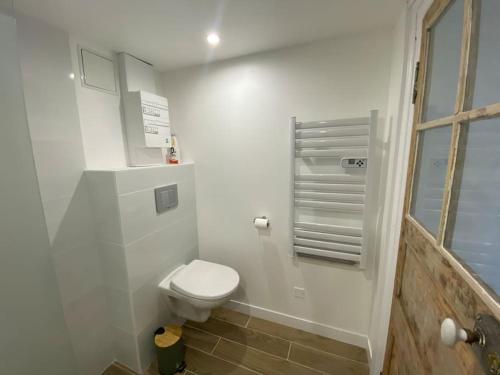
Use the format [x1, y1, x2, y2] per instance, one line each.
[369, 0, 433, 373]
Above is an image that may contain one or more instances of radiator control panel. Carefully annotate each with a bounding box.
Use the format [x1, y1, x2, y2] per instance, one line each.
[341, 157, 367, 168]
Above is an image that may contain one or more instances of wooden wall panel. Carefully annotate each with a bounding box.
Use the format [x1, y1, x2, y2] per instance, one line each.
[400, 246, 482, 374]
[404, 220, 491, 326]
[386, 301, 426, 375]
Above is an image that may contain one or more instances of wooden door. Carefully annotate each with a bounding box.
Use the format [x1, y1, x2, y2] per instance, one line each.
[384, 0, 500, 374]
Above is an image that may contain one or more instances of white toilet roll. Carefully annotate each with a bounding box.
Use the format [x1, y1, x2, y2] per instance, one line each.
[254, 217, 269, 229]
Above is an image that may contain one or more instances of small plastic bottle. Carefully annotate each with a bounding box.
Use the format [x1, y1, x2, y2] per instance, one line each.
[168, 135, 180, 164]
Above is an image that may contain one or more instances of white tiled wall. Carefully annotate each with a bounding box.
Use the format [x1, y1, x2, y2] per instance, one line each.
[0, 11, 77, 374]
[17, 15, 113, 375]
[86, 163, 198, 373]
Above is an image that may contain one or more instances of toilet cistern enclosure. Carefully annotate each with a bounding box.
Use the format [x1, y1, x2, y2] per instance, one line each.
[159, 260, 240, 322]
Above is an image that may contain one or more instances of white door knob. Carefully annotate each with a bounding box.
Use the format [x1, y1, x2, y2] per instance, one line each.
[440, 318, 469, 347]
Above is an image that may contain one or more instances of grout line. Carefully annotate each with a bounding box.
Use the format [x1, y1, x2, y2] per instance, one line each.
[189, 346, 262, 375]
[287, 359, 331, 375]
[219, 336, 292, 362]
[186, 316, 368, 365]
[213, 337, 327, 375]
[210, 317, 289, 344]
[290, 342, 369, 367]
[244, 315, 251, 328]
[187, 322, 291, 359]
[216, 316, 368, 365]
[211, 336, 222, 354]
[286, 342, 292, 360]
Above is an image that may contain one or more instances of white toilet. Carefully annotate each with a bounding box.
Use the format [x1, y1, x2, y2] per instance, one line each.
[158, 259, 240, 322]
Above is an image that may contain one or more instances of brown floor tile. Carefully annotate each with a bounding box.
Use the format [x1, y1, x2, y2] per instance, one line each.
[212, 307, 250, 327]
[145, 359, 196, 375]
[185, 346, 259, 375]
[102, 363, 138, 375]
[247, 317, 368, 363]
[144, 361, 160, 375]
[186, 318, 290, 358]
[214, 338, 322, 375]
[289, 344, 369, 375]
[183, 325, 220, 353]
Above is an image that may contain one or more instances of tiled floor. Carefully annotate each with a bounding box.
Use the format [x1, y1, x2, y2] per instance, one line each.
[103, 307, 369, 375]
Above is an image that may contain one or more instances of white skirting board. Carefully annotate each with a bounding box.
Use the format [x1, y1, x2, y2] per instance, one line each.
[224, 299, 372, 361]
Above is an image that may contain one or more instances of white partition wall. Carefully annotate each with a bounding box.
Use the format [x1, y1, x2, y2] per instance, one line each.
[86, 164, 198, 373]
[291, 110, 379, 266]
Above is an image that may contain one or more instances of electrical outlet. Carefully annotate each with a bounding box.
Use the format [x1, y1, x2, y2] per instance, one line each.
[294, 287, 305, 299]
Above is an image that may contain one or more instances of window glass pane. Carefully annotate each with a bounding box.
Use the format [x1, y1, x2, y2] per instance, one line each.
[445, 119, 500, 295]
[422, 0, 464, 122]
[410, 125, 452, 236]
[472, 0, 500, 108]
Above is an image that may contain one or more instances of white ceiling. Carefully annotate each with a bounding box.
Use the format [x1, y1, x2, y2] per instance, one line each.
[13, 0, 404, 71]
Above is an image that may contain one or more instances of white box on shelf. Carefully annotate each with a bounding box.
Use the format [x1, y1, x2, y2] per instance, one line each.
[123, 90, 171, 166]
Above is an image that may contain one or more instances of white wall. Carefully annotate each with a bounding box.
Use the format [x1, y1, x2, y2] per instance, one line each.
[368, 6, 415, 374]
[16, 15, 114, 375]
[0, 10, 77, 374]
[69, 37, 128, 169]
[162, 29, 394, 344]
[86, 164, 198, 373]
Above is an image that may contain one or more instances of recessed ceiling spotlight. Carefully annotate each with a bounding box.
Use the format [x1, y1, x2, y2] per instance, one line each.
[206, 32, 220, 46]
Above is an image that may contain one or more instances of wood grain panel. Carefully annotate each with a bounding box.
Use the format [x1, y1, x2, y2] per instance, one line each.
[183, 325, 220, 353]
[405, 220, 491, 325]
[385, 0, 500, 373]
[185, 347, 259, 375]
[247, 317, 367, 363]
[212, 307, 250, 327]
[289, 344, 368, 375]
[400, 242, 482, 374]
[214, 338, 321, 375]
[385, 300, 426, 375]
[186, 318, 290, 358]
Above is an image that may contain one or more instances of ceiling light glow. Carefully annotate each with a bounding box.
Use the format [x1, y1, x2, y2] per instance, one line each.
[206, 32, 220, 46]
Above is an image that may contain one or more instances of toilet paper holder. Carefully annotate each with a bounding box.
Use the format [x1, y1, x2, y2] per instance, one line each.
[253, 216, 270, 228]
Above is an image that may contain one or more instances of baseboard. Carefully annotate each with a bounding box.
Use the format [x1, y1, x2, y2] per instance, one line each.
[225, 300, 370, 350]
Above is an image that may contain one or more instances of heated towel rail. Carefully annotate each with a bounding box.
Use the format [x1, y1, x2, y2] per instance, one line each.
[290, 111, 378, 266]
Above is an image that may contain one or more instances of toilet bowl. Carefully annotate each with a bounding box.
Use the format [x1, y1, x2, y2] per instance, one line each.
[159, 259, 239, 322]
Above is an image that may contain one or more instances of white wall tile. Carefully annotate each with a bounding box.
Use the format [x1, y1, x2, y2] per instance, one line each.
[69, 37, 128, 170]
[118, 180, 196, 245]
[43, 182, 96, 252]
[87, 165, 199, 373]
[64, 288, 113, 375]
[115, 163, 194, 195]
[86, 171, 123, 244]
[125, 214, 198, 291]
[130, 276, 168, 335]
[0, 12, 77, 374]
[17, 16, 114, 374]
[30, 140, 88, 202]
[112, 327, 140, 373]
[106, 287, 134, 333]
[99, 241, 129, 290]
[52, 242, 102, 306]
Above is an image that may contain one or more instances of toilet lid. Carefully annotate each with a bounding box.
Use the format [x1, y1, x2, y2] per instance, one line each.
[170, 260, 239, 301]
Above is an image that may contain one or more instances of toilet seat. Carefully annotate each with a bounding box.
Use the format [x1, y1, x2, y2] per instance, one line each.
[170, 260, 239, 301]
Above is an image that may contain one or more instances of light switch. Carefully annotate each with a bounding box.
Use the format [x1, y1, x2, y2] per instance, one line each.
[154, 184, 178, 213]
